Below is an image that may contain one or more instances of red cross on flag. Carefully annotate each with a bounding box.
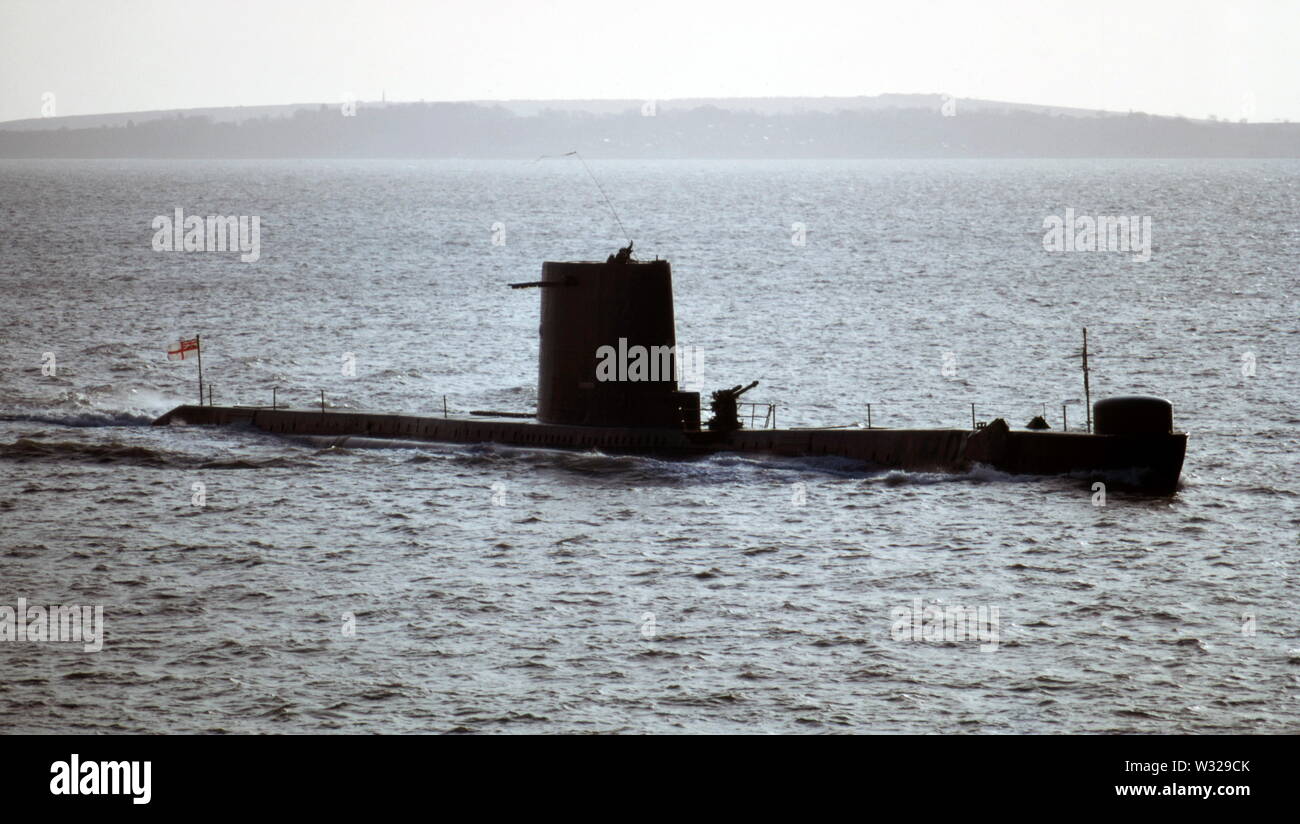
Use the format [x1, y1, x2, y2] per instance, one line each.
[168, 337, 199, 361]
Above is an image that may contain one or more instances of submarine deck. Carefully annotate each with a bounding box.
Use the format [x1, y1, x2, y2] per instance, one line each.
[152, 404, 1186, 493]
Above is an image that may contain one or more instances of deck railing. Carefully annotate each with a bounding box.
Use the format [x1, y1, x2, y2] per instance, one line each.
[738, 402, 776, 429]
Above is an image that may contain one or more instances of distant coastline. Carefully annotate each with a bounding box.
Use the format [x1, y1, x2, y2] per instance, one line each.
[2, 95, 1296, 159]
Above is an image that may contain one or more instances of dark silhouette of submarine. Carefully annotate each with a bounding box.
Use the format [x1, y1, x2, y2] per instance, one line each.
[153, 249, 1187, 493]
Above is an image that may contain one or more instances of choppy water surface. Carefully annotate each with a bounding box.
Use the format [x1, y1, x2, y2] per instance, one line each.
[1, 158, 1297, 733]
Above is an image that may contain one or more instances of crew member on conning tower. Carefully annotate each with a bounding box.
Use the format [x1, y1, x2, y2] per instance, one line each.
[606, 242, 634, 264]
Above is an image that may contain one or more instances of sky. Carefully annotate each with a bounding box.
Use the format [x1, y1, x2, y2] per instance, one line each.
[1, 0, 1296, 123]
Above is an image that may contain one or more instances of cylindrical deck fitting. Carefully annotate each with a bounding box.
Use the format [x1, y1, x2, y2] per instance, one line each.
[1093, 396, 1174, 435]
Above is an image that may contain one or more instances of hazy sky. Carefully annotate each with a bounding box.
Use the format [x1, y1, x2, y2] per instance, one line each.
[1, 0, 1296, 123]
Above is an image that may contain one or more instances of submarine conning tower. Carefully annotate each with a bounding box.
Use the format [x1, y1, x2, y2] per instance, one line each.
[529, 258, 701, 429]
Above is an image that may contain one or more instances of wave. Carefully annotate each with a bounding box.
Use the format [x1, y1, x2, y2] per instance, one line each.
[197, 457, 310, 470]
[861, 463, 1037, 487]
[0, 438, 178, 466]
[304, 436, 1046, 488]
[0, 411, 156, 428]
[0, 437, 315, 470]
[1, 388, 181, 428]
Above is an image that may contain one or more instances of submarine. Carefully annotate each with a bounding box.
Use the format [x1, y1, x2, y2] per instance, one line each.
[152, 248, 1187, 494]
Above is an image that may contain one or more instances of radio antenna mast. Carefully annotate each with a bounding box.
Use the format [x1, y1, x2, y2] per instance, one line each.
[565, 151, 631, 247]
[1082, 327, 1092, 433]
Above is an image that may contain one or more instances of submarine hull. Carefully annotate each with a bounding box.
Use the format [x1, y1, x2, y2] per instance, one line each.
[152, 405, 1186, 494]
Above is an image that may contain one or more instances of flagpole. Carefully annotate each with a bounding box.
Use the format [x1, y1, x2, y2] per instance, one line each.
[196, 333, 204, 406]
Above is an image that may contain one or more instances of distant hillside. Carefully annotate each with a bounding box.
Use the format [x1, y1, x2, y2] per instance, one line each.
[0, 102, 319, 132]
[461, 93, 1132, 118]
[1, 97, 1296, 158]
[0, 94, 1141, 132]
